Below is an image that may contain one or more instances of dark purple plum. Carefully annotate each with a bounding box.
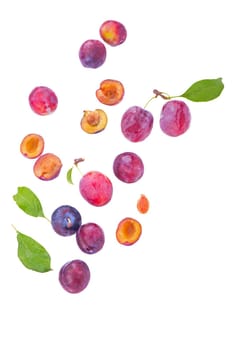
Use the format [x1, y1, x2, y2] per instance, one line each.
[59, 259, 90, 293]
[76, 223, 105, 254]
[121, 106, 153, 142]
[51, 205, 82, 236]
[79, 39, 106, 69]
[113, 151, 144, 183]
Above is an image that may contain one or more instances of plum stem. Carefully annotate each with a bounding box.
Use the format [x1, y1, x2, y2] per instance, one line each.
[144, 95, 157, 109]
[144, 89, 171, 109]
[74, 158, 84, 175]
[153, 89, 171, 100]
[74, 157, 85, 166]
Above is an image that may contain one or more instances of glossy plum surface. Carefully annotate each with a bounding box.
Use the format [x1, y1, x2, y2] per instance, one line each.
[79, 171, 113, 206]
[29, 86, 58, 115]
[79, 39, 106, 68]
[121, 106, 153, 142]
[113, 151, 144, 183]
[160, 100, 191, 136]
[59, 259, 90, 293]
[99, 20, 127, 46]
[76, 223, 105, 254]
[51, 205, 82, 236]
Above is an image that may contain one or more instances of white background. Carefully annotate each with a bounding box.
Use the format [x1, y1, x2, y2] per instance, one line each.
[1, 0, 245, 349]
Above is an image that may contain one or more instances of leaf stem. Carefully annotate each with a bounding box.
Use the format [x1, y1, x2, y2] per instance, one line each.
[11, 224, 17, 232]
[44, 216, 51, 223]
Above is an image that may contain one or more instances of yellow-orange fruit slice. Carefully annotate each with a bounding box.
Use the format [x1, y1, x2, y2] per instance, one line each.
[80, 109, 108, 134]
[116, 217, 142, 246]
[20, 133, 44, 159]
[33, 153, 62, 180]
[96, 79, 124, 106]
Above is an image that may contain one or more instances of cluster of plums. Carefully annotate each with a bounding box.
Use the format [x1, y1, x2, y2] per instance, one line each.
[19, 19, 192, 294]
[51, 199, 143, 293]
[51, 205, 104, 293]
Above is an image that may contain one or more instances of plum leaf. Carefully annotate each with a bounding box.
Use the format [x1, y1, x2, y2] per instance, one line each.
[17, 231, 51, 272]
[13, 186, 46, 218]
[180, 78, 224, 102]
[66, 167, 74, 184]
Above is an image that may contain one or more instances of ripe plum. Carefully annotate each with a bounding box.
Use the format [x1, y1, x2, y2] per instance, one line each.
[160, 100, 191, 136]
[79, 39, 106, 69]
[99, 20, 127, 46]
[79, 171, 113, 206]
[76, 223, 105, 254]
[121, 106, 153, 142]
[29, 86, 58, 115]
[51, 205, 82, 236]
[59, 259, 90, 293]
[113, 152, 144, 183]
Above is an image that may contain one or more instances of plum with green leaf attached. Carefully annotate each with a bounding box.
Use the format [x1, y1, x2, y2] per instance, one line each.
[142, 77, 224, 137]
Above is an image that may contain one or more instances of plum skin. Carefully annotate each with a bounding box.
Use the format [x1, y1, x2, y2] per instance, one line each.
[51, 205, 82, 236]
[79, 171, 113, 207]
[99, 20, 127, 46]
[121, 106, 154, 142]
[79, 39, 106, 69]
[59, 259, 90, 293]
[113, 152, 144, 183]
[76, 223, 105, 254]
[29, 86, 58, 115]
[160, 100, 191, 136]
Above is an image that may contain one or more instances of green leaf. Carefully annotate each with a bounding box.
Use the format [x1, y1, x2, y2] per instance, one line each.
[180, 78, 224, 102]
[13, 186, 46, 218]
[66, 167, 74, 184]
[17, 231, 51, 273]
